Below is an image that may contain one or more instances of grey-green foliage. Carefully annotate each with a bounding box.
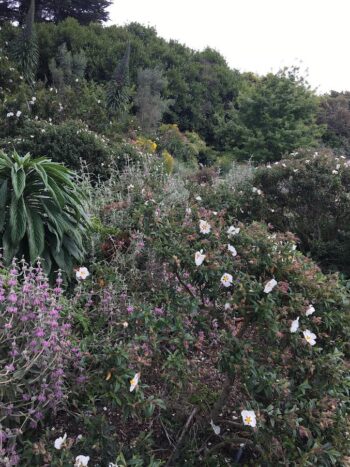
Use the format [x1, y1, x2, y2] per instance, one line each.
[12, 0, 39, 85]
[106, 42, 131, 114]
[49, 42, 87, 89]
[135, 67, 173, 134]
[0, 150, 90, 275]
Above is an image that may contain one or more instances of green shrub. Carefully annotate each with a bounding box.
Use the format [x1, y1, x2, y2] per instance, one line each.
[237, 149, 350, 275]
[0, 119, 138, 176]
[0, 150, 89, 274]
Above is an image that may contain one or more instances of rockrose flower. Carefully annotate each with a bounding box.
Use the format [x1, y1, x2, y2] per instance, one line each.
[305, 305, 315, 316]
[221, 273, 233, 287]
[241, 410, 256, 427]
[76, 267, 90, 280]
[290, 317, 300, 333]
[303, 329, 317, 346]
[227, 226, 240, 237]
[228, 244, 237, 257]
[75, 455, 90, 467]
[199, 220, 211, 234]
[130, 372, 140, 392]
[54, 433, 67, 450]
[195, 250, 206, 266]
[264, 278, 277, 293]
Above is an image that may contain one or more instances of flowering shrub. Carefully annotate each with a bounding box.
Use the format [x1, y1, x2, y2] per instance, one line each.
[81, 161, 350, 464]
[0, 259, 84, 465]
[236, 149, 350, 275]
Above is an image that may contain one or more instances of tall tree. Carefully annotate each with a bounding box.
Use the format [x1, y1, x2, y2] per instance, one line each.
[0, 0, 112, 24]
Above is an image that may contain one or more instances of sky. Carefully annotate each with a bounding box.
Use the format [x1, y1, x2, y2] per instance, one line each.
[109, 0, 350, 93]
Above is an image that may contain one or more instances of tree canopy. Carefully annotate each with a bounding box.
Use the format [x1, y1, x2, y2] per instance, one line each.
[0, 0, 111, 24]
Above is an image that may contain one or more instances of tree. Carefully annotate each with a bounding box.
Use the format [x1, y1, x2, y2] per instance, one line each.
[318, 91, 350, 156]
[0, 0, 111, 24]
[135, 67, 173, 134]
[214, 68, 322, 162]
[106, 42, 131, 114]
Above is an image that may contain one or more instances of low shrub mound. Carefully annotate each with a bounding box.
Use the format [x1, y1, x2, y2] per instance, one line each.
[236, 149, 350, 275]
[58, 167, 349, 465]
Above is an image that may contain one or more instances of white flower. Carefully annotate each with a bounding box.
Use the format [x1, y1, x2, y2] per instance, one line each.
[122, 321, 129, 328]
[54, 433, 67, 450]
[108, 463, 118, 467]
[213, 211, 218, 216]
[336, 164, 340, 170]
[32, 96, 36, 102]
[195, 250, 206, 266]
[74, 455, 90, 467]
[6, 112, 14, 118]
[305, 305, 315, 316]
[227, 244, 237, 257]
[185, 207, 192, 215]
[332, 170, 338, 175]
[76, 267, 90, 280]
[210, 419, 221, 435]
[75, 78, 79, 82]
[227, 226, 240, 238]
[303, 329, 317, 346]
[252, 187, 262, 195]
[199, 220, 211, 234]
[16, 110, 22, 117]
[290, 317, 300, 333]
[264, 278, 277, 294]
[221, 273, 233, 287]
[241, 410, 256, 427]
[130, 372, 140, 392]
[195, 196, 202, 201]
[224, 302, 231, 310]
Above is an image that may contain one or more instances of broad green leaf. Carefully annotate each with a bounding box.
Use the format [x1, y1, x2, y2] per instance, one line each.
[0, 180, 8, 231]
[10, 194, 27, 243]
[11, 167, 26, 198]
[26, 208, 45, 261]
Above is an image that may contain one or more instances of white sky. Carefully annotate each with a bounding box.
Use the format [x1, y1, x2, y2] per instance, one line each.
[109, 0, 350, 94]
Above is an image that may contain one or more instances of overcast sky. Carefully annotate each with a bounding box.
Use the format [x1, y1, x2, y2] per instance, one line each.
[109, 0, 350, 93]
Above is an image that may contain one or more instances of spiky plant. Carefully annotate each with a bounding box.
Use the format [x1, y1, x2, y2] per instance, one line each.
[0, 150, 89, 275]
[106, 42, 131, 114]
[12, 0, 39, 85]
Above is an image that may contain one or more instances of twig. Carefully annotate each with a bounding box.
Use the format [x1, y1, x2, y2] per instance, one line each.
[165, 407, 198, 466]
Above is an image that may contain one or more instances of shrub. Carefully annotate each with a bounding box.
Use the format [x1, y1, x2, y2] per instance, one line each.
[0, 259, 84, 464]
[83, 159, 350, 464]
[237, 149, 350, 275]
[0, 150, 89, 274]
[157, 124, 198, 166]
[0, 120, 118, 176]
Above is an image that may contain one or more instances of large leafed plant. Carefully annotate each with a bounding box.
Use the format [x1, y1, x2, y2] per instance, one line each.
[0, 150, 89, 274]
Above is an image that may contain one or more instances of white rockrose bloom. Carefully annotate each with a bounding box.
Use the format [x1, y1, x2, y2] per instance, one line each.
[221, 273, 233, 287]
[290, 317, 300, 333]
[195, 250, 206, 266]
[241, 410, 256, 427]
[263, 278, 277, 293]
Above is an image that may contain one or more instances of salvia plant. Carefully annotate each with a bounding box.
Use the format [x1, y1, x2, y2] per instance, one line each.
[0, 150, 89, 275]
[0, 258, 84, 464]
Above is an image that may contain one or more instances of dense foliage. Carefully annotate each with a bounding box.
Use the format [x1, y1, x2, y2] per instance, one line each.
[235, 150, 350, 275]
[0, 0, 112, 24]
[1, 8, 350, 466]
[0, 150, 89, 274]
